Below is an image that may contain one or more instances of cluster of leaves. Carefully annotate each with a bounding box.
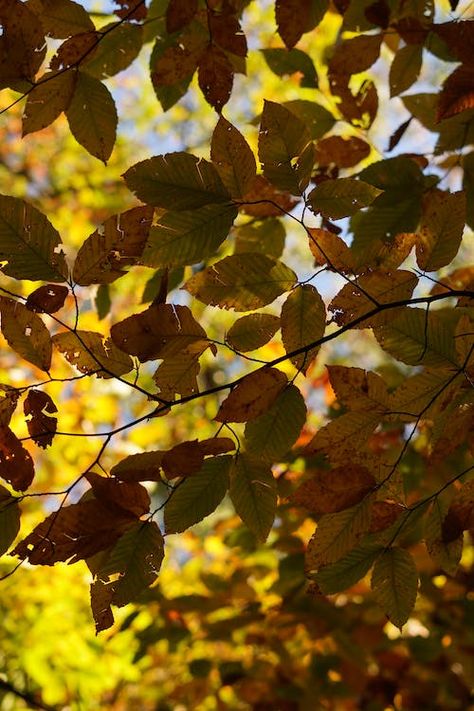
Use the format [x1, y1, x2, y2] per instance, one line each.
[1, 0, 474, 707]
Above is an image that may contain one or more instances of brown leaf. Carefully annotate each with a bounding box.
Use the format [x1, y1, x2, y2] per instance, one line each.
[240, 175, 299, 217]
[0, 391, 19, 427]
[26, 284, 69, 314]
[110, 303, 209, 363]
[291, 465, 376, 514]
[73, 205, 154, 285]
[153, 353, 203, 400]
[327, 366, 389, 413]
[151, 29, 205, 86]
[22, 71, 77, 135]
[437, 65, 474, 121]
[215, 368, 288, 423]
[13, 499, 134, 565]
[329, 34, 382, 75]
[0, 297, 52, 371]
[308, 228, 355, 273]
[198, 45, 233, 112]
[275, 0, 328, 49]
[207, 8, 247, 57]
[0, 426, 35, 491]
[166, 0, 198, 33]
[211, 116, 257, 199]
[86, 472, 150, 517]
[329, 73, 378, 128]
[328, 269, 418, 328]
[434, 20, 474, 65]
[90, 578, 115, 634]
[369, 501, 404, 533]
[111, 451, 165, 482]
[0, 0, 46, 87]
[50, 31, 99, 71]
[442, 481, 474, 543]
[315, 136, 370, 169]
[24, 390, 58, 449]
[113, 0, 147, 21]
[161, 437, 236, 479]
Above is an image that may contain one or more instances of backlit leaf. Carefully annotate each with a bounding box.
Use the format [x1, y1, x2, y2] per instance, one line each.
[329, 270, 418, 328]
[141, 204, 237, 269]
[0, 427, 35, 492]
[27, 0, 95, 38]
[215, 368, 288, 423]
[198, 45, 233, 113]
[425, 499, 463, 575]
[184, 254, 297, 311]
[25, 284, 68, 314]
[308, 179, 381, 219]
[441, 481, 474, 544]
[261, 48, 318, 88]
[53, 330, 133, 377]
[389, 44, 423, 97]
[226, 313, 280, 352]
[211, 117, 257, 199]
[73, 205, 153, 285]
[110, 303, 209, 362]
[0, 194, 67, 282]
[292, 465, 376, 515]
[66, 72, 117, 162]
[230, 454, 277, 541]
[313, 544, 382, 594]
[259, 100, 311, 194]
[82, 22, 143, 79]
[97, 521, 164, 607]
[305, 498, 372, 569]
[371, 548, 418, 629]
[164, 455, 232, 534]
[244, 383, 307, 461]
[315, 135, 370, 169]
[416, 189, 466, 272]
[275, 0, 329, 48]
[24, 390, 58, 449]
[22, 71, 77, 135]
[166, 0, 198, 33]
[281, 284, 326, 374]
[124, 152, 230, 210]
[0, 484, 21, 556]
[0, 297, 52, 371]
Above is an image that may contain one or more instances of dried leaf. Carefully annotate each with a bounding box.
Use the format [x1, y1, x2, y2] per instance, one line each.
[215, 368, 288, 423]
[0, 297, 52, 371]
[26, 284, 68, 314]
[281, 284, 326, 374]
[24, 390, 58, 449]
[292, 465, 376, 514]
[0, 426, 35, 491]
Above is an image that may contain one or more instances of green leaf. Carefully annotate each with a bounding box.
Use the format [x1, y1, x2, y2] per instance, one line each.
[124, 152, 230, 210]
[211, 117, 257, 199]
[389, 44, 423, 97]
[244, 383, 307, 461]
[359, 156, 424, 194]
[27, 0, 95, 38]
[308, 179, 382, 219]
[226, 313, 280, 352]
[261, 48, 318, 88]
[233, 219, 286, 259]
[374, 308, 458, 368]
[313, 544, 382, 594]
[0, 297, 52, 371]
[416, 189, 466, 271]
[66, 71, 117, 162]
[98, 521, 164, 607]
[229, 454, 277, 541]
[184, 254, 297, 311]
[305, 498, 372, 569]
[283, 99, 335, 139]
[0, 485, 20, 556]
[371, 548, 418, 629]
[259, 100, 312, 194]
[82, 22, 143, 79]
[164, 456, 232, 534]
[95, 284, 111, 320]
[141, 204, 237, 269]
[22, 71, 77, 135]
[0, 194, 67, 282]
[281, 284, 326, 374]
[462, 151, 474, 230]
[73, 205, 153, 285]
[149, 29, 194, 111]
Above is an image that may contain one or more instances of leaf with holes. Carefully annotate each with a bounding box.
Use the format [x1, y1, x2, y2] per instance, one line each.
[0, 297, 52, 371]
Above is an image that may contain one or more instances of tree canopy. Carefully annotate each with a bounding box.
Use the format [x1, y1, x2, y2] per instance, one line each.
[1, 0, 474, 708]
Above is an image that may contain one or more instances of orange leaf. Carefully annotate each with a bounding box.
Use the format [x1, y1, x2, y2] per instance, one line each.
[215, 368, 288, 423]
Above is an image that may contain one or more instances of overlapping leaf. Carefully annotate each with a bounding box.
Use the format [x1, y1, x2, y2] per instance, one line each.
[230, 454, 277, 542]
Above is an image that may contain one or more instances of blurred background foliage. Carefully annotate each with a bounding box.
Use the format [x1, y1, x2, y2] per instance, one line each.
[1, 0, 474, 709]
